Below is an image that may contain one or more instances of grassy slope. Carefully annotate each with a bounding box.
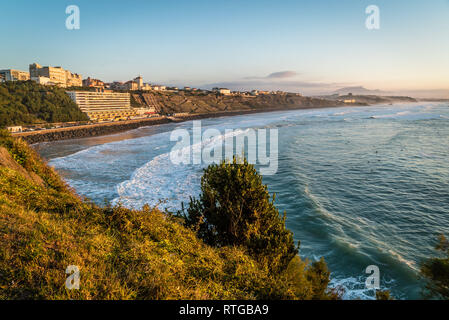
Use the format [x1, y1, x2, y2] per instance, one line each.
[0, 131, 330, 300]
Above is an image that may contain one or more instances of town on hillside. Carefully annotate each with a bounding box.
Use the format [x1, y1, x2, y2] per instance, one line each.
[0, 63, 310, 133]
[1, 62, 406, 134]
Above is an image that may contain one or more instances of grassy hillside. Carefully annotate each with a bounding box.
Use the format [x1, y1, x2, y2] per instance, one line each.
[0, 81, 89, 127]
[132, 91, 348, 115]
[0, 131, 337, 300]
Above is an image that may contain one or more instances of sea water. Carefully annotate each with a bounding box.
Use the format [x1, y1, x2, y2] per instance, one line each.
[37, 102, 449, 299]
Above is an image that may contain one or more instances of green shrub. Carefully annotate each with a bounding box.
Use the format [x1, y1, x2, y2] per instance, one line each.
[421, 235, 449, 299]
[184, 157, 298, 274]
[0, 135, 337, 300]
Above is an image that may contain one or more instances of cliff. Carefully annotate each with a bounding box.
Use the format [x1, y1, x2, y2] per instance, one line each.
[132, 91, 352, 115]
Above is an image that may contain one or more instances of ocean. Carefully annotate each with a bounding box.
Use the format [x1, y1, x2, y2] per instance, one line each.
[36, 102, 449, 299]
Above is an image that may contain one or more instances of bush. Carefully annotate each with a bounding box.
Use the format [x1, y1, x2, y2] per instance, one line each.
[376, 290, 394, 300]
[421, 235, 449, 299]
[184, 157, 298, 274]
[183, 157, 337, 299]
[0, 135, 337, 300]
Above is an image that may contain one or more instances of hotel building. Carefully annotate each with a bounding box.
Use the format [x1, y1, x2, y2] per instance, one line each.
[0, 69, 30, 81]
[66, 91, 136, 121]
[108, 76, 153, 91]
[30, 63, 82, 87]
[83, 77, 105, 88]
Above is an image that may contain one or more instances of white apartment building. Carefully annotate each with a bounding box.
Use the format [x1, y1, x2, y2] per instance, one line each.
[7, 126, 23, 133]
[152, 85, 166, 91]
[213, 88, 231, 95]
[0, 69, 30, 82]
[66, 91, 135, 120]
[30, 63, 82, 87]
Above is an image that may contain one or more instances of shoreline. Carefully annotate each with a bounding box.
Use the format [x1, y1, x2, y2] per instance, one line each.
[13, 104, 365, 144]
[13, 98, 435, 145]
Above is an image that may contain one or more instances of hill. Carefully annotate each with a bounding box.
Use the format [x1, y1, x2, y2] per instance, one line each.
[131, 91, 351, 115]
[0, 131, 336, 300]
[332, 86, 386, 96]
[0, 81, 89, 127]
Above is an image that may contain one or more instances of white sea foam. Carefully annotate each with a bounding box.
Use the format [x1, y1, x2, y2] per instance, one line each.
[113, 128, 252, 211]
[387, 249, 417, 271]
[329, 276, 396, 300]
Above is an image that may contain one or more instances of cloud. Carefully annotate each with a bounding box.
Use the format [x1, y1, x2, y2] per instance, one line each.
[210, 70, 343, 94]
[244, 70, 298, 80]
[267, 71, 298, 79]
[201, 70, 416, 96]
[198, 72, 448, 98]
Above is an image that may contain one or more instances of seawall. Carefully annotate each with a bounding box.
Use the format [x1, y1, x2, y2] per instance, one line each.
[13, 109, 275, 144]
[13, 105, 356, 144]
[14, 117, 171, 144]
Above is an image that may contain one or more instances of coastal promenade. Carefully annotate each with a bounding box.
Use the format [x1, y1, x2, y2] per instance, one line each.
[13, 100, 383, 144]
[12, 109, 285, 144]
[13, 116, 169, 144]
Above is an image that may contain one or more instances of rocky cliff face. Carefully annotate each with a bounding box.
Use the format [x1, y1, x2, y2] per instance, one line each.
[132, 91, 348, 114]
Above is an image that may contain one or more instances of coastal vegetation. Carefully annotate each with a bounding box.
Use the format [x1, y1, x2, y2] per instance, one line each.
[1, 130, 446, 300]
[0, 81, 89, 127]
[184, 158, 300, 275]
[183, 157, 336, 298]
[421, 235, 449, 299]
[0, 131, 337, 299]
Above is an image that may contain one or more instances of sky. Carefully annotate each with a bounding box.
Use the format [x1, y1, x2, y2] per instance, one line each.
[1, 0, 448, 97]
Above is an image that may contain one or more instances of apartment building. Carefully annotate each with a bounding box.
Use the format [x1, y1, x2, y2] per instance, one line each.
[30, 63, 82, 87]
[6, 126, 23, 133]
[213, 88, 231, 95]
[107, 76, 154, 91]
[152, 85, 166, 91]
[0, 69, 30, 81]
[83, 77, 105, 88]
[108, 81, 137, 91]
[66, 91, 136, 121]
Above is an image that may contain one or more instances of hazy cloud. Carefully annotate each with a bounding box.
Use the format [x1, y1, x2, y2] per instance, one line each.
[211, 70, 343, 94]
[202, 71, 449, 98]
[267, 71, 298, 79]
[244, 70, 298, 80]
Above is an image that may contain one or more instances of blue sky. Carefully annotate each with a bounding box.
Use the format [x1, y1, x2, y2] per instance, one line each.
[1, 0, 448, 97]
